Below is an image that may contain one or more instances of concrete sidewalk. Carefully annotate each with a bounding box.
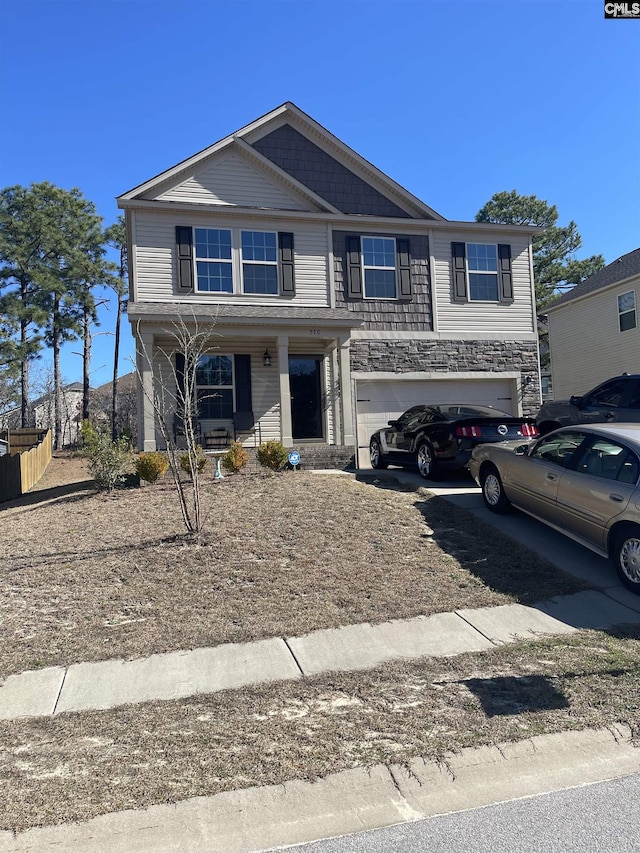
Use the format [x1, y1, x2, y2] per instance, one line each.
[2, 588, 640, 721]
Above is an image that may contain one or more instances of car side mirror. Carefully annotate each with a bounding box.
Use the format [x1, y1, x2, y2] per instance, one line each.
[514, 443, 529, 456]
[570, 395, 583, 408]
[388, 420, 399, 429]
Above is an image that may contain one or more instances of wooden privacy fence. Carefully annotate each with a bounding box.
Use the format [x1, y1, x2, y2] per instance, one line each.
[0, 429, 52, 503]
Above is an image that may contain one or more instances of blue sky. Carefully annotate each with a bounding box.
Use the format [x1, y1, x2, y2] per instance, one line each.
[1, 0, 638, 387]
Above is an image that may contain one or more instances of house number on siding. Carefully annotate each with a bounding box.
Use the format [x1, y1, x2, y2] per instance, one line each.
[309, 329, 321, 335]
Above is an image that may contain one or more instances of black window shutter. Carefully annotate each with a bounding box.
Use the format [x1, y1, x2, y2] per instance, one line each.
[346, 236, 362, 299]
[176, 226, 194, 292]
[279, 232, 295, 295]
[397, 238, 412, 300]
[451, 242, 468, 302]
[498, 244, 513, 302]
[175, 352, 185, 412]
[234, 354, 252, 413]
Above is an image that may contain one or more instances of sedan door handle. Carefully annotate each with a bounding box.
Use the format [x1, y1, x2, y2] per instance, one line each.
[602, 412, 616, 420]
[609, 494, 625, 503]
[545, 473, 558, 482]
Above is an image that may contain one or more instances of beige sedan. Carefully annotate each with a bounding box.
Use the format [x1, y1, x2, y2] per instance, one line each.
[469, 424, 640, 594]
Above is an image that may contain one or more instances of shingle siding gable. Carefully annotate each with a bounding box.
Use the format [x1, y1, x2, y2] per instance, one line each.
[251, 124, 412, 218]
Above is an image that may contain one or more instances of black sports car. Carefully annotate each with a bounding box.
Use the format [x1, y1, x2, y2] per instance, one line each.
[369, 404, 538, 480]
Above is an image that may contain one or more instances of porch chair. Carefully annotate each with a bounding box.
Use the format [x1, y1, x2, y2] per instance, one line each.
[233, 411, 259, 446]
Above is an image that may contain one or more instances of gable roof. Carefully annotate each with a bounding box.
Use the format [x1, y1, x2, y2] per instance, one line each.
[547, 247, 640, 311]
[117, 102, 445, 221]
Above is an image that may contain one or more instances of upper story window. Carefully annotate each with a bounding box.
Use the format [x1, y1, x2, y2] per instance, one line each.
[467, 244, 499, 301]
[451, 241, 513, 304]
[194, 228, 233, 293]
[241, 231, 278, 295]
[362, 236, 397, 299]
[176, 226, 295, 297]
[618, 291, 636, 332]
[345, 235, 412, 302]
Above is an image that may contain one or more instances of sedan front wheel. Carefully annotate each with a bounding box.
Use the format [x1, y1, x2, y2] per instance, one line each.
[481, 465, 511, 514]
[611, 525, 640, 594]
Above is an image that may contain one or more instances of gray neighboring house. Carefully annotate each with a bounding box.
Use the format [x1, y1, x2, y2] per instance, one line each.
[545, 248, 640, 400]
[117, 102, 541, 467]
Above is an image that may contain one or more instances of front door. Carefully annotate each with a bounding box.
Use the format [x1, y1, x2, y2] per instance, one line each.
[289, 356, 323, 440]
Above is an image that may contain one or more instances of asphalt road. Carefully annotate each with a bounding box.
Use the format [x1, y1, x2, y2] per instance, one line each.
[277, 771, 640, 852]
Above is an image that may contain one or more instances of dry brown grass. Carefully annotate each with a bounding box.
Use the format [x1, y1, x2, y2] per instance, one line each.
[2, 628, 640, 831]
[0, 460, 589, 678]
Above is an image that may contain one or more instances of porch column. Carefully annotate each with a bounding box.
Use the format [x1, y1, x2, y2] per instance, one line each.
[338, 335, 354, 445]
[137, 327, 157, 452]
[277, 334, 293, 446]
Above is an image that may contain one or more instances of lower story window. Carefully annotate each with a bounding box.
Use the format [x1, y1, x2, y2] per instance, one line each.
[195, 355, 233, 419]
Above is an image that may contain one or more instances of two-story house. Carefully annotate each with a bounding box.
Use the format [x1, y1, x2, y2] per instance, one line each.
[117, 103, 541, 468]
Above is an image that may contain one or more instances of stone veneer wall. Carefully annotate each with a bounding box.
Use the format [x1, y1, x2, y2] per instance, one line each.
[333, 232, 432, 331]
[351, 339, 541, 416]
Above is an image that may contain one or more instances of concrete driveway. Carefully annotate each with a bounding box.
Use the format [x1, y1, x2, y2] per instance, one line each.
[360, 465, 640, 615]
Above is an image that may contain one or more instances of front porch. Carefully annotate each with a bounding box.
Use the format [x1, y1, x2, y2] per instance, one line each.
[131, 303, 364, 458]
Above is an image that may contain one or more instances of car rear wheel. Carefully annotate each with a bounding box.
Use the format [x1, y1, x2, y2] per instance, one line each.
[369, 437, 388, 470]
[611, 525, 640, 594]
[416, 441, 439, 480]
[481, 465, 511, 514]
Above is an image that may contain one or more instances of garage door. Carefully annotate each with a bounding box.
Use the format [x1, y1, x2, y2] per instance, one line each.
[355, 378, 515, 468]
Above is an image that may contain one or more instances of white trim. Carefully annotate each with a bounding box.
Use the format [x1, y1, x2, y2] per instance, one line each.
[352, 370, 521, 381]
[327, 223, 336, 309]
[117, 197, 539, 235]
[351, 330, 539, 341]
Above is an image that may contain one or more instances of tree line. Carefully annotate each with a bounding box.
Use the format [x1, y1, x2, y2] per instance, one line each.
[0, 183, 128, 448]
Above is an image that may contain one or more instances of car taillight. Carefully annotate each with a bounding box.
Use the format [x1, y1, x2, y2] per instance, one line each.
[521, 423, 538, 437]
[455, 425, 482, 438]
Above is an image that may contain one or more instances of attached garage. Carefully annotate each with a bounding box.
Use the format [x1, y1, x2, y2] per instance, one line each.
[355, 375, 518, 468]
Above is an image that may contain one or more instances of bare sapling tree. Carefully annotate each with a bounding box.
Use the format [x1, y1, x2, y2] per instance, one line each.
[134, 313, 219, 540]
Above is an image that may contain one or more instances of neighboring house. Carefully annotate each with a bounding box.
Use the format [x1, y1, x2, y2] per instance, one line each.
[92, 371, 138, 441]
[545, 248, 640, 400]
[117, 102, 541, 467]
[0, 383, 83, 447]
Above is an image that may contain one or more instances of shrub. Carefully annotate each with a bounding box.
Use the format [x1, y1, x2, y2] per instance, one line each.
[136, 451, 169, 484]
[80, 419, 99, 454]
[221, 440, 249, 474]
[179, 445, 208, 477]
[86, 433, 133, 491]
[256, 440, 288, 471]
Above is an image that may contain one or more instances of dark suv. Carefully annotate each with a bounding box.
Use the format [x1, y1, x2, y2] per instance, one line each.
[536, 374, 640, 435]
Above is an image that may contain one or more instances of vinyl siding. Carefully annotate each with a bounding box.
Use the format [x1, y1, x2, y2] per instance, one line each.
[146, 151, 312, 211]
[133, 210, 329, 307]
[548, 280, 640, 398]
[432, 231, 535, 334]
